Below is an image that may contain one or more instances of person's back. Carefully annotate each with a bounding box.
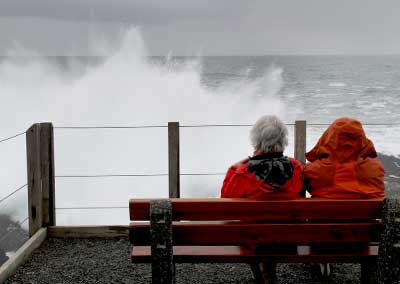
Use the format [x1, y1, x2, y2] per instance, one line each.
[304, 117, 384, 198]
[221, 115, 303, 199]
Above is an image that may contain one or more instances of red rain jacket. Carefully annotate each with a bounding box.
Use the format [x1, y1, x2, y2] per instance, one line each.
[221, 154, 303, 199]
[304, 117, 385, 199]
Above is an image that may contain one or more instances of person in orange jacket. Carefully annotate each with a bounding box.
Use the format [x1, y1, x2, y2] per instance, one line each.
[304, 117, 384, 199]
[221, 115, 303, 199]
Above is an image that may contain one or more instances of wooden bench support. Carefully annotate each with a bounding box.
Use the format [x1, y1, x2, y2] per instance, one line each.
[376, 198, 400, 284]
[150, 199, 174, 284]
[361, 259, 377, 284]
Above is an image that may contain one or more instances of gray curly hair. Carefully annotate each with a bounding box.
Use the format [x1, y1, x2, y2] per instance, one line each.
[250, 115, 288, 153]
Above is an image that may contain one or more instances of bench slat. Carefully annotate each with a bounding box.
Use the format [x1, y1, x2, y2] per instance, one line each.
[129, 198, 383, 221]
[132, 245, 378, 263]
[130, 222, 381, 245]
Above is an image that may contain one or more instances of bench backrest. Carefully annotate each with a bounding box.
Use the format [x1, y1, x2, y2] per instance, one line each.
[129, 198, 383, 246]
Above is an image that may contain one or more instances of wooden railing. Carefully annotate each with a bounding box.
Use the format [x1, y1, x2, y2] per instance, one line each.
[24, 121, 306, 236]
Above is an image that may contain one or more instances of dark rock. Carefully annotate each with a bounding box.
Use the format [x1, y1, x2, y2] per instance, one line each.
[0, 214, 28, 266]
[377, 153, 400, 199]
[376, 199, 400, 284]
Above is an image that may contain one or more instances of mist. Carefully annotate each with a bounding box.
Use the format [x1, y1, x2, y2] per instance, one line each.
[0, 28, 293, 225]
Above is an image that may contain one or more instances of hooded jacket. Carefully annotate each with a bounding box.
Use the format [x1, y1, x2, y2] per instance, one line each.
[221, 152, 303, 199]
[304, 117, 384, 199]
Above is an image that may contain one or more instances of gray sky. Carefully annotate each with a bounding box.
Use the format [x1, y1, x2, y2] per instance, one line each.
[0, 0, 399, 55]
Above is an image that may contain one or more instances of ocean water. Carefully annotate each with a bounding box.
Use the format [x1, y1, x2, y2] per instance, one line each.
[201, 55, 400, 123]
[198, 55, 400, 156]
[0, 29, 399, 226]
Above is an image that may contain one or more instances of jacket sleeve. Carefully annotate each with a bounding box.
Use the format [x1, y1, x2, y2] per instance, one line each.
[288, 158, 305, 195]
[303, 159, 335, 193]
[221, 166, 246, 198]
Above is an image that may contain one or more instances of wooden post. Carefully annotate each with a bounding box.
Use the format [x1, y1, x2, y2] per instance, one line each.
[40, 123, 56, 226]
[168, 122, 180, 198]
[26, 124, 42, 237]
[150, 199, 175, 284]
[295, 120, 307, 197]
[294, 120, 306, 163]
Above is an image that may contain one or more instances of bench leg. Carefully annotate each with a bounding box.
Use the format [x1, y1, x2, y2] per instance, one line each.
[150, 199, 175, 284]
[250, 262, 278, 284]
[361, 260, 377, 284]
[376, 198, 400, 284]
[318, 263, 331, 280]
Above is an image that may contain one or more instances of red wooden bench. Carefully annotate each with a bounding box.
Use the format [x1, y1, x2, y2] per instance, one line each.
[129, 198, 399, 284]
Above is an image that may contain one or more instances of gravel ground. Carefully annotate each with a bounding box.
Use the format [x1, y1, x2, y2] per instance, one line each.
[5, 237, 362, 284]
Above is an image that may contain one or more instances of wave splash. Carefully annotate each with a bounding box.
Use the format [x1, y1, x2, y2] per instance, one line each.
[0, 28, 289, 225]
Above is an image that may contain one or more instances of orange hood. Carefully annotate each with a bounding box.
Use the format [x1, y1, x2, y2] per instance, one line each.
[304, 117, 384, 199]
[306, 117, 377, 163]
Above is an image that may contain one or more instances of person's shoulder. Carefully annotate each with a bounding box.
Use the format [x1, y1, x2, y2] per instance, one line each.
[232, 157, 250, 168]
[287, 157, 303, 166]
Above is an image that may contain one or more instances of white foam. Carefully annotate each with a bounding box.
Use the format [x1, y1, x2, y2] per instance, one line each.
[0, 28, 289, 225]
[5, 251, 16, 258]
[328, 82, 347, 87]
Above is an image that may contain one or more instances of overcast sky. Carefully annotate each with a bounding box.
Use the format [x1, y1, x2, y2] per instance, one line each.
[0, 0, 399, 56]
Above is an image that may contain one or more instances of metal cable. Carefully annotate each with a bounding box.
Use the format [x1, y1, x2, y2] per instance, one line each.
[180, 124, 254, 127]
[55, 174, 168, 178]
[53, 123, 400, 130]
[307, 123, 400, 126]
[0, 184, 28, 205]
[0, 131, 26, 144]
[56, 206, 128, 210]
[54, 125, 167, 129]
[181, 173, 225, 176]
[55, 173, 225, 178]
[19, 217, 29, 225]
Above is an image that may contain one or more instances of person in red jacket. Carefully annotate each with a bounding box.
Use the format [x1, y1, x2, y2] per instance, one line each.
[220, 115, 303, 282]
[304, 117, 385, 199]
[221, 115, 303, 199]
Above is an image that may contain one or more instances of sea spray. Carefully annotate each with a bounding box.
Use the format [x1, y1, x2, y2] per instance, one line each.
[0, 28, 288, 225]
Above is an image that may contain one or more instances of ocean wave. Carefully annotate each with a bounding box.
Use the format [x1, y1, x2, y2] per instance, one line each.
[0, 28, 288, 225]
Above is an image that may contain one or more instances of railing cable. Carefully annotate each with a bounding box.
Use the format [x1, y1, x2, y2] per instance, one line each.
[55, 174, 168, 178]
[0, 131, 26, 144]
[307, 123, 400, 126]
[180, 124, 255, 127]
[56, 206, 128, 210]
[55, 173, 225, 178]
[54, 125, 167, 130]
[0, 184, 28, 205]
[181, 173, 225, 176]
[53, 122, 400, 130]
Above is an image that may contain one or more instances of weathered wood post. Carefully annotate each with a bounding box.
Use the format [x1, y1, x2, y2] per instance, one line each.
[150, 199, 174, 284]
[26, 122, 56, 236]
[26, 124, 42, 237]
[40, 123, 56, 227]
[294, 120, 306, 163]
[294, 120, 307, 197]
[168, 122, 180, 198]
